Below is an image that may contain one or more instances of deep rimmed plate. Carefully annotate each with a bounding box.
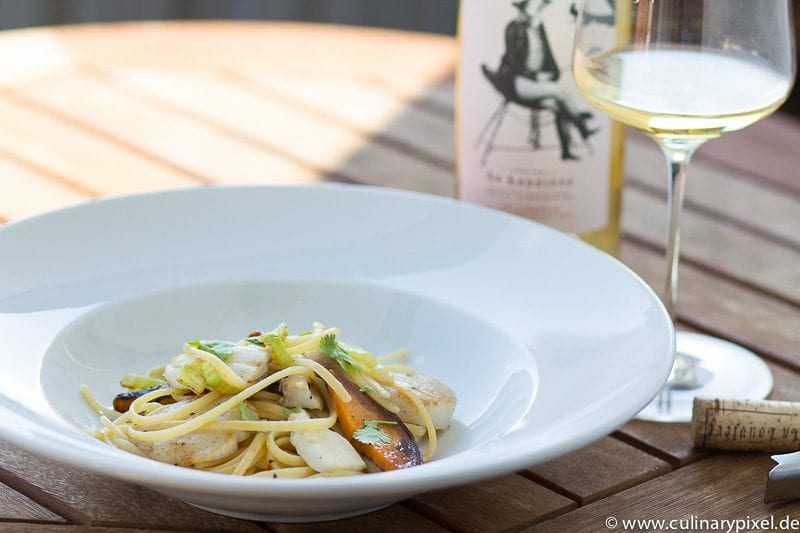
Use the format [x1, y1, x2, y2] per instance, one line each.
[0, 184, 673, 521]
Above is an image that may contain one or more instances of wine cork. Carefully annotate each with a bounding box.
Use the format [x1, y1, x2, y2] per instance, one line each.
[692, 398, 800, 452]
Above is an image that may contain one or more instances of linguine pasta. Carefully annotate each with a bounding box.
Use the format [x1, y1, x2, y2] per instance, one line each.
[82, 322, 456, 477]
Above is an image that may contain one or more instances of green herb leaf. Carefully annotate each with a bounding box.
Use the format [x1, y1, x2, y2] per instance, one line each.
[245, 336, 265, 347]
[282, 405, 303, 417]
[264, 333, 291, 367]
[319, 334, 361, 373]
[189, 339, 236, 361]
[353, 419, 397, 447]
[359, 385, 374, 393]
[238, 402, 258, 421]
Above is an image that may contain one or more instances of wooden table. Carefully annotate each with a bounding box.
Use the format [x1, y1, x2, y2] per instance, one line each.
[0, 21, 799, 532]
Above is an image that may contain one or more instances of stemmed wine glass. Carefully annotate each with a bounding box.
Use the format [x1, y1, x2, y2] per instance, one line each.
[573, 0, 796, 421]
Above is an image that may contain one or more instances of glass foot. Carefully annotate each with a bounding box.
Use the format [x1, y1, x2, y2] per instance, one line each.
[636, 332, 773, 422]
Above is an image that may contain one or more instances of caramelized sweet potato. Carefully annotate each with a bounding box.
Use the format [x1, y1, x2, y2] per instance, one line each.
[326, 366, 422, 471]
[113, 385, 174, 412]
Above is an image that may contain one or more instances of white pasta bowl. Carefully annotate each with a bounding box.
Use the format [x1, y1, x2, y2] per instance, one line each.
[0, 184, 673, 522]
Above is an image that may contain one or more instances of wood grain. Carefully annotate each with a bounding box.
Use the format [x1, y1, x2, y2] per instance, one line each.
[0, 151, 89, 220]
[526, 437, 671, 505]
[404, 474, 576, 532]
[0, 527, 175, 532]
[0, 95, 200, 195]
[618, 339, 800, 465]
[627, 132, 800, 252]
[0, 20, 798, 531]
[224, 68, 455, 169]
[89, 67, 455, 195]
[624, 145, 800, 306]
[0, 480, 64, 523]
[526, 454, 788, 533]
[619, 240, 800, 371]
[699, 114, 800, 194]
[269, 505, 449, 533]
[0, 443, 261, 530]
[16, 75, 319, 187]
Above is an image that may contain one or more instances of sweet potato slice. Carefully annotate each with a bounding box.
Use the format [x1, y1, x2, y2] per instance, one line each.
[326, 367, 422, 470]
[112, 385, 174, 412]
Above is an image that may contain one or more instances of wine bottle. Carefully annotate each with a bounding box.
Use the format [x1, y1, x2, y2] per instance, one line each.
[456, 0, 625, 255]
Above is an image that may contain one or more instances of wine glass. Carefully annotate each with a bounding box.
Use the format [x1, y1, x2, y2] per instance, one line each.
[573, 0, 796, 421]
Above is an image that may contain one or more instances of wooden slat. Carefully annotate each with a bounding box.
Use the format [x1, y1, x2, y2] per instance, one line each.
[627, 132, 800, 250]
[269, 505, 448, 533]
[0, 95, 202, 195]
[404, 474, 575, 532]
[624, 185, 800, 305]
[0, 443, 262, 531]
[363, 76, 456, 118]
[0, 152, 89, 220]
[526, 437, 671, 505]
[619, 240, 800, 371]
[0, 480, 64, 523]
[527, 454, 789, 533]
[90, 67, 455, 195]
[699, 113, 800, 194]
[11, 22, 455, 85]
[15, 74, 319, 186]
[623, 136, 800, 305]
[0, 527, 174, 532]
[224, 68, 455, 169]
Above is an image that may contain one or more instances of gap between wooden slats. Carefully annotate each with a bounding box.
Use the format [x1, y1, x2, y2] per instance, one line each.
[627, 132, 800, 250]
[0, 526, 176, 532]
[10, 74, 323, 188]
[526, 454, 797, 533]
[402, 474, 576, 533]
[0, 93, 206, 196]
[0, 480, 65, 524]
[616, 355, 800, 468]
[219, 67, 455, 171]
[0, 152, 90, 220]
[523, 436, 671, 506]
[360, 74, 455, 119]
[624, 186, 800, 308]
[622, 237, 800, 370]
[612, 239, 800, 463]
[699, 113, 800, 195]
[267, 505, 449, 533]
[76, 66, 455, 196]
[0, 442, 264, 530]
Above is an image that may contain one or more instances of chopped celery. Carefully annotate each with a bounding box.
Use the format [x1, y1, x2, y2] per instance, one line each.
[179, 362, 206, 395]
[201, 362, 240, 394]
[119, 373, 166, 390]
[263, 333, 291, 368]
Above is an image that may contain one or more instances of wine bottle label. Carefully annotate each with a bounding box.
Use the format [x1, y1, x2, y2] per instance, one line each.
[458, 0, 614, 234]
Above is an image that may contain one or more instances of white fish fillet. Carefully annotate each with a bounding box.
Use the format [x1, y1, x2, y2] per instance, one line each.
[388, 372, 457, 430]
[289, 411, 365, 473]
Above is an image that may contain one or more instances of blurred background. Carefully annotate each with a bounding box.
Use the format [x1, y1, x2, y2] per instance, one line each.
[0, 0, 458, 34]
[0, 0, 797, 115]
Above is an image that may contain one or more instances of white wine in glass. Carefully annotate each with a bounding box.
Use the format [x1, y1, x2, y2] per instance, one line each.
[573, 0, 796, 421]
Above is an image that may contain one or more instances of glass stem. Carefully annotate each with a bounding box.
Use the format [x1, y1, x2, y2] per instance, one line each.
[658, 140, 702, 323]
